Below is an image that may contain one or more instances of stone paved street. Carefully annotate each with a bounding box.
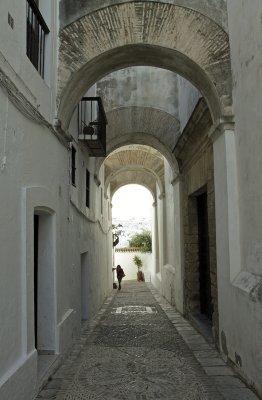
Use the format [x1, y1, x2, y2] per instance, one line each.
[37, 282, 259, 400]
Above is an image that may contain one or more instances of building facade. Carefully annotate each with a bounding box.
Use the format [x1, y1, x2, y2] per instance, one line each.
[0, 1, 261, 399]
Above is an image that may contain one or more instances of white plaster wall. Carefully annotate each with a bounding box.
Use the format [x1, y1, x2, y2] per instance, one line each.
[96, 67, 179, 118]
[214, 2, 262, 395]
[227, 0, 262, 276]
[0, 91, 113, 400]
[0, 91, 68, 399]
[0, 5, 112, 395]
[161, 161, 184, 312]
[0, 0, 58, 123]
[178, 76, 201, 131]
[114, 251, 153, 282]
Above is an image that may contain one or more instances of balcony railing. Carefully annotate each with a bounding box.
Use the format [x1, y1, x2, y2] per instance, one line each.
[26, 0, 49, 78]
[78, 97, 107, 157]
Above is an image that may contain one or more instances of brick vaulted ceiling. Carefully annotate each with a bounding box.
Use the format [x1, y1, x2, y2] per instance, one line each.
[58, 1, 232, 128]
[106, 107, 180, 157]
[104, 145, 165, 199]
[93, 106, 180, 180]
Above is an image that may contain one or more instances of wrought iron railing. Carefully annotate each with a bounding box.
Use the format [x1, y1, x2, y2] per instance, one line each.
[78, 97, 107, 157]
[26, 0, 49, 78]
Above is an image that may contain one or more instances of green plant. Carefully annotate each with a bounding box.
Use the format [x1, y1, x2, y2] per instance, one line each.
[129, 230, 152, 252]
[133, 255, 143, 270]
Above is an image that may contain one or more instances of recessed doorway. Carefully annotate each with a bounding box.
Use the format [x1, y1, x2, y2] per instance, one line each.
[196, 192, 213, 322]
[81, 252, 89, 321]
[34, 210, 56, 380]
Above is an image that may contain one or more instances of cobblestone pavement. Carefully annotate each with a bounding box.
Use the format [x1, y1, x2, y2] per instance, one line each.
[37, 282, 259, 400]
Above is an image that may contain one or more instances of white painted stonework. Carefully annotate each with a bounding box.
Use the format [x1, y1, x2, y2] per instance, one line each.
[0, 1, 262, 399]
[114, 251, 153, 282]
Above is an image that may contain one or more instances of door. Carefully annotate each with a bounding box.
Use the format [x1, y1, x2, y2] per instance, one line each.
[197, 192, 213, 321]
[34, 212, 56, 353]
[81, 252, 88, 321]
[34, 215, 39, 348]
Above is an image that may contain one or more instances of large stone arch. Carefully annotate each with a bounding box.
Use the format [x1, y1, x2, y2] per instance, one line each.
[60, 0, 228, 31]
[58, 2, 232, 128]
[93, 107, 180, 178]
[110, 169, 160, 200]
[106, 165, 164, 195]
[95, 131, 178, 179]
[104, 144, 165, 196]
[106, 107, 180, 152]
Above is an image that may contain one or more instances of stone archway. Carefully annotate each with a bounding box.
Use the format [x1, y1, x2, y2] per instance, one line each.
[104, 144, 166, 198]
[95, 131, 179, 181]
[110, 172, 158, 200]
[58, 2, 232, 128]
[60, 0, 228, 30]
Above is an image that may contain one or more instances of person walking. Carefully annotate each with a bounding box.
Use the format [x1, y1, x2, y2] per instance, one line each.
[116, 265, 125, 290]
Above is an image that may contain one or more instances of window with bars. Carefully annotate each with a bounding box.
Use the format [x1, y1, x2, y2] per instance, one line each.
[26, 0, 49, 78]
[71, 146, 76, 186]
[86, 169, 90, 208]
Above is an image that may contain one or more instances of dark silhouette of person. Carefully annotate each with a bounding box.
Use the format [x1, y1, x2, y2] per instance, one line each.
[116, 265, 125, 290]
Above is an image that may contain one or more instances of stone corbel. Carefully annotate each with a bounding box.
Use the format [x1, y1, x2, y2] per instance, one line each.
[158, 192, 165, 200]
[94, 174, 101, 187]
[171, 173, 182, 186]
[233, 271, 262, 303]
[54, 118, 71, 142]
[209, 117, 235, 142]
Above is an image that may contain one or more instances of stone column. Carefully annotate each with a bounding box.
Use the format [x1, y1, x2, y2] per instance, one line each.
[171, 175, 184, 314]
[158, 192, 166, 277]
[152, 201, 160, 276]
[210, 121, 241, 283]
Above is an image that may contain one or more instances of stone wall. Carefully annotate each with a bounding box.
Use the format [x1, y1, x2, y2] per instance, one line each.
[58, 1, 232, 127]
[96, 66, 179, 118]
[175, 99, 219, 344]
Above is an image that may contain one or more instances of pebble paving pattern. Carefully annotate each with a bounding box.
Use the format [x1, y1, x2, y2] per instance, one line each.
[37, 282, 259, 400]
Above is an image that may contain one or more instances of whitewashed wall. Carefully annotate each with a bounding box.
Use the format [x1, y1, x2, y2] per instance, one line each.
[0, 3, 112, 400]
[114, 251, 153, 282]
[215, 1, 262, 395]
[161, 160, 183, 312]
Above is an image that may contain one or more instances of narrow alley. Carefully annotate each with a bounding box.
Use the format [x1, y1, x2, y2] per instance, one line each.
[1, 2, 262, 399]
[37, 282, 258, 400]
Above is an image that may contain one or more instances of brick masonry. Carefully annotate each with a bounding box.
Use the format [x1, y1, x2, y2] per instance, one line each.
[175, 99, 219, 345]
[58, 2, 232, 127]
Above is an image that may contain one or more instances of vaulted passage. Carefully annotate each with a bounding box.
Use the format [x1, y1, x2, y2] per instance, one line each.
[1, 1, 262, 400]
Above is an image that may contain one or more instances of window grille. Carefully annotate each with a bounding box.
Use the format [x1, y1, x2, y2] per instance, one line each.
[26, 0, 49, 78]
[71, 146, 76, 186]
[78, 97, 107, 157]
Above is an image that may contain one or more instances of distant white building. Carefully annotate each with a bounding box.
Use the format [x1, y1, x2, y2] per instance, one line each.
[113, 217, 152, 247]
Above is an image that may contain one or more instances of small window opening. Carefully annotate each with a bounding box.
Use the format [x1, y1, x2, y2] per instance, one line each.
[71, 146, 76, 186]
[86, 169, 90, 208]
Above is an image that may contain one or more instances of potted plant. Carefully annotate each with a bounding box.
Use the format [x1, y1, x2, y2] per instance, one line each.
[133, 255, 145, 282]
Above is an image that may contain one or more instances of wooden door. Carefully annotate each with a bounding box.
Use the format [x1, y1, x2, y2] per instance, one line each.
[197, 192, 213, 321]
